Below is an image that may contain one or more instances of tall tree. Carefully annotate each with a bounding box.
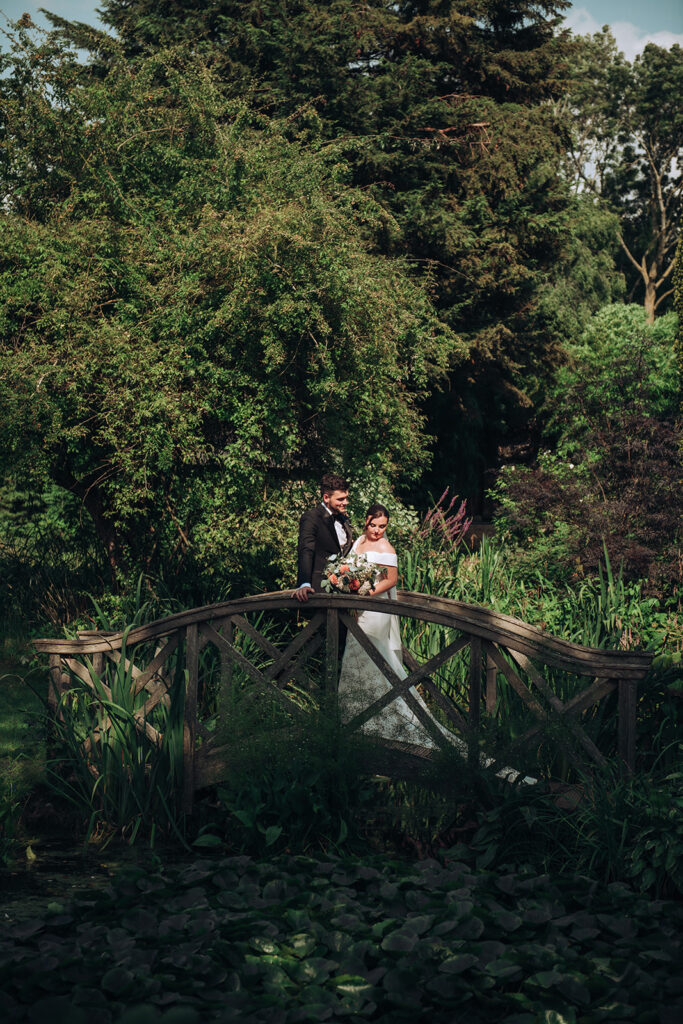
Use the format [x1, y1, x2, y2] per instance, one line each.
[0, 34, 457, 581]
[564, 30, 683, 322]
[46, 1, 582, 499]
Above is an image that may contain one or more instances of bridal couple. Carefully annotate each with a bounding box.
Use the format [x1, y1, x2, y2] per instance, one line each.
[294, 472, 448, 748]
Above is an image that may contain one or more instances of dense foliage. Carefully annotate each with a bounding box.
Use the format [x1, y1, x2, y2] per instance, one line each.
[1, 851, 681, 1022]
[47, 0, 614, 495]
[565, 31, 683, 321]
[0, 38, 458, 584]
[492, 305, 681, 595]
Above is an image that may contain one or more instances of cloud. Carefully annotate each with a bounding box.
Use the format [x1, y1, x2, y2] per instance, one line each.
[565, 7, 683, 60]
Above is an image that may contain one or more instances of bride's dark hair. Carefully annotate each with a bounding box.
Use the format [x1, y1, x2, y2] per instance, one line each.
[365, 502, 389, 523]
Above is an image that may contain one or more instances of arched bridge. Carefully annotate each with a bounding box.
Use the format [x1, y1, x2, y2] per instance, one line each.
[34, 591, 653, 811]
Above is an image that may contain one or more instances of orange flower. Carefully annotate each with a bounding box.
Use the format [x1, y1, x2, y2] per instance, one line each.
[329, 574, 339, 586]
[349, 579, 360, 591]
[339, 565, 350, 574]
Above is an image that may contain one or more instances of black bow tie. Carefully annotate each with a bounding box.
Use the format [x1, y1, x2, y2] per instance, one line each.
[332, 513, 347, 523]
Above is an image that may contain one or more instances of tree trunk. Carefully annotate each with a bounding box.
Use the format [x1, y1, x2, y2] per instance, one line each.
[51, 460, 128, 585]
[644, 278, 657, 325]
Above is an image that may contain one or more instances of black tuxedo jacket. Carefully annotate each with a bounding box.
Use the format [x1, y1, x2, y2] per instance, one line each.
[297, 505, 353, 591]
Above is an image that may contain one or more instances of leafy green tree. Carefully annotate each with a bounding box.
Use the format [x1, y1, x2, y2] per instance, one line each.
[46, 1, 589, 498]
[0, 36, 458, 584]
[564, 30, 683, 322]
[674, 235, 683, 400]
[493, 305, 681, 593]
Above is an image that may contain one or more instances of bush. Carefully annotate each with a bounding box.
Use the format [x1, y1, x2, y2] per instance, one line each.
[492, 304, 681, 597]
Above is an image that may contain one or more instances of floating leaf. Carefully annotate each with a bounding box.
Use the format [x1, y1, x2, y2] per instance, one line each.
[439, 954, 479, 974]
[381, 930, 418, 953]
[101, 966, 134, 996]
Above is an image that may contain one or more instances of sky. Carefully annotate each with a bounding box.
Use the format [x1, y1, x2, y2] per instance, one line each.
[1, 1, 682, 60]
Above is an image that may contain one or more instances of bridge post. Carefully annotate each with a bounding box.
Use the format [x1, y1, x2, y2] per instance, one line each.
[182, 624, 199, 813]
[468, 636, 482, 765]
[618, 678, 637, 773]
[325, 607, 339, 694]
[485, 652, 497, 715]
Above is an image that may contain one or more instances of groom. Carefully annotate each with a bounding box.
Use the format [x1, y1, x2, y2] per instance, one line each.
[295, 472, 353, 602]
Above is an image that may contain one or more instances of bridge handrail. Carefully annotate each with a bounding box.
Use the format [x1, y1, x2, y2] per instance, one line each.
[33, 589, 652, 680]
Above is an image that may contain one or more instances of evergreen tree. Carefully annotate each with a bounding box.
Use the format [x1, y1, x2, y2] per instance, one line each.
[0, 35, 457, 582]
[45, 1, 583, 498]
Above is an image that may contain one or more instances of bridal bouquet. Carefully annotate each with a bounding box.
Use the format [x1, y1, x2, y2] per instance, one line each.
[320, 553, 386, 595]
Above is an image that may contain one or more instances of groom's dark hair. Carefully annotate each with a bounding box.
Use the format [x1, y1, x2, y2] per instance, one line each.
[321, 472, 348, 496]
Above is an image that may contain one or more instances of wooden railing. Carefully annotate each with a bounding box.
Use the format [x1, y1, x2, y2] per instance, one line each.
[34, 591, 653, 810]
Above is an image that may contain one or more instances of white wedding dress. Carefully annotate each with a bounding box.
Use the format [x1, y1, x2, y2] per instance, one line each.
[336, 542, 537, 782]
[338, 541, 454, 749]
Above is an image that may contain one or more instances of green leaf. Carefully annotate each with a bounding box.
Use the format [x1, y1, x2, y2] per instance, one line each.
[192, 833, 223, 848]
[381, 930, 418, 953]
[264, 825, 283, 847]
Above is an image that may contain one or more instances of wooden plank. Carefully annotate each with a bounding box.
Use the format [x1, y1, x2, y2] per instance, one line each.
[485, 653, 498, 715]
[509, 650, 607, 768]
[228, 612, 324, 689]
[325, 607, 340, 693]
[33, 591, 653, 681]
[194, 736, 443, 791]
[401, 646, 469, 734]
[48, 654, 68, 714]
[562, 677, 617, 716]
[104, 637, 178, 697]
[199, 623, 308, 721]
[618, 679, 637, 773]
[182, 624, 199, 813]
[483, 642, 545, 719]
[265, 613, 325, 681]
[469, 637, 482, 764]
[216, 617, 233, 691]
[62, 656, 162, 747]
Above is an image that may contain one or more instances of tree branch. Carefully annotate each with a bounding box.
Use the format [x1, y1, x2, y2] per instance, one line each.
[618, 233, 647, 281]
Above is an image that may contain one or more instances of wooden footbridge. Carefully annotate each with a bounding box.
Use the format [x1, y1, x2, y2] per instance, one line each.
[34, 591, 653, 811]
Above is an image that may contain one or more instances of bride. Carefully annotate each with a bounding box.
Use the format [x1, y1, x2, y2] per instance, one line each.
[338, 503, 452, 748]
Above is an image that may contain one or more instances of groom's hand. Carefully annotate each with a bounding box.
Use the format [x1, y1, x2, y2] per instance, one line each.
[295, 585, 314, 603]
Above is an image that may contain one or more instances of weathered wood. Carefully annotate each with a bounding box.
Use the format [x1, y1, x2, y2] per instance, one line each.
[468, 637, 482, 764]
[104, 636, 178, 698]
[402, 646, 469, 734]
[483, 642, 545, 717]
[265, 613, 325, 684]
[194, 734, 447, 791]
[485, 654, 498, 715]
[618, 679, 637, 773]
[509, 650, 607, 768]
[48, 654, 68, 714]
[199, 623, 308, 722]
[226, 611, 325, 688]
[34, 588, 654, 798]
[325, 607, 340, 693]
[63, 655, 163, 747]
[34, 590, 653, 680]
[562, 677, 618, 716]
[182, 625, 199, 813]
[210, 617, 234, 693]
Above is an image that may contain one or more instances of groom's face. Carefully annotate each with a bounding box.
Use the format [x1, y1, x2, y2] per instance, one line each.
[324, 490, 349, 515]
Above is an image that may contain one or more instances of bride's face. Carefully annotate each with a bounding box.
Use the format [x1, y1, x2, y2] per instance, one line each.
[365, 516, 388, 542]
